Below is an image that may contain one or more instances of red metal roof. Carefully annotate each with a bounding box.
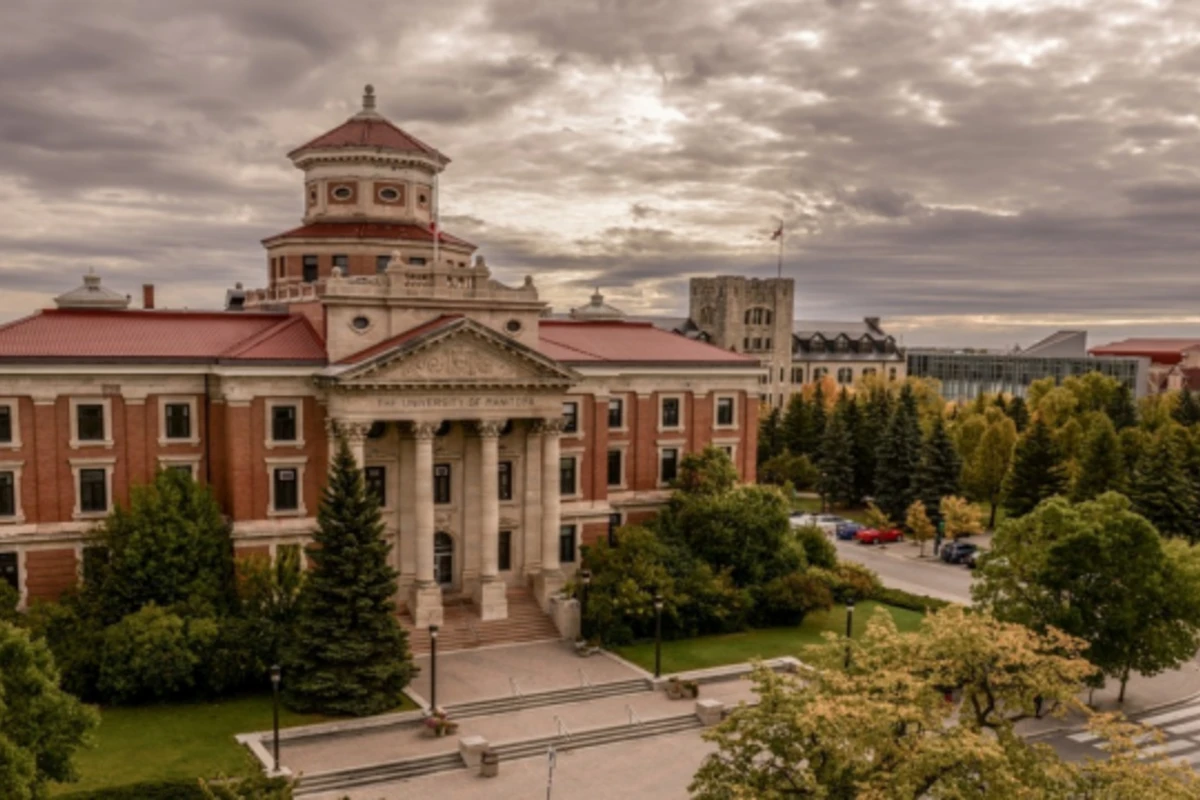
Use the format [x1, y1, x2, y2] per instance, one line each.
[336, 315, 462, 365]
[1089, 338, 1200, 365]
[288, 116, 448, 162]
[263, 222, 473, 249]
[537, 320, 760, 366]
[0, 309, 327, 363]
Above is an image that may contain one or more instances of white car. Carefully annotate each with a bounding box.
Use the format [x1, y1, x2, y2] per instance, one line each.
[790, 512, 844, 536]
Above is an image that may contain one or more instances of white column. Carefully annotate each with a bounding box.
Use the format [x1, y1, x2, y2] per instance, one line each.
[535, 418, 565, 609]
[345, 422, 369, 469]
[474, 420, 508, 620]
[409, 421, 443, 627]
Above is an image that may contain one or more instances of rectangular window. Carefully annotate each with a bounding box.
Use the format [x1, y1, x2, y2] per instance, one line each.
[365, 466, 387, 507]
[79, 468, 108, 513]
[607, 398, 623, 429]
[273, 468, 299, 512]
[168, 464, 193, 479]
[77, 404, 105, 442]
[607, 449, 622, 487]
[660, 448, 679, 485]
[408, 257, 427, 266]
[560, 456, 577, 496]
[376, 254, 391, 273]
[434, 464, 452, 504]
[716, 397, 735, 426]
[332, 254, 349, 271]
[559, 524, 577, 564]
[608, 512, 622, 546]
[271, 405, 298, 442]
[164, 403, 191, 440]
[0, 471, 13, 517]
[302, 255, 318, 282]
[661, 397, 681, 428]
[498, 461, 513, 501]
[720, 445, 734, 459]
[837, 367, 853, 385]
[0, 405, 10, 443]
[498, 530, 512, 572]
[0, 552, 16, 592]
[562, 401, 579, 434]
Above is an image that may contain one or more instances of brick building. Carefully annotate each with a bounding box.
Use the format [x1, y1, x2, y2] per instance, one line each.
[0, 86, 762, 628]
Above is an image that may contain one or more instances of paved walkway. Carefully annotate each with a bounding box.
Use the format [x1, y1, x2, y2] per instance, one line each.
[407, 641, 642, 706]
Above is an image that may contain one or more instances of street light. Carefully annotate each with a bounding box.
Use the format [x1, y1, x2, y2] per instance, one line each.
[844, 600, 855, 669]
[653, 592, 665, 679]
[580, 568, 592, 642]
[429, 624, 439, 711]
[269, 664, 281, 774]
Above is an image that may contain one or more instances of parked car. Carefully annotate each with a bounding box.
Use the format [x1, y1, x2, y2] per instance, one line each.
[856, 528, 904, 545]
[791, 512, 844, 536]
[835, 521, 865, 540]
[940, 541, 978, 564]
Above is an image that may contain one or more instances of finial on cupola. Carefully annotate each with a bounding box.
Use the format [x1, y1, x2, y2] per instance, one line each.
[362, 84, 376, 112]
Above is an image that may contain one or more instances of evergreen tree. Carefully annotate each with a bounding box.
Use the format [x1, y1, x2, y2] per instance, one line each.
[806, 382, 828, 464]
[1131, 426, 1197, 542]
[1006, 396, 1030, 432]
[874, 385, 923, 524]
[283, 438, 415, 716]
[1071, 415, 1125, 502]
[1175, 390, 1200, 428]
[994, 394, 1009, 415]
[1106, 383, 1138, 430]
[1002, 418, 1068, 517]
[915, 415, 961, 526]
[854, 387, 891, 500]
[818, 395, 857, 507]
[781, 393, 811, 456]
[757, 406, 784, 466]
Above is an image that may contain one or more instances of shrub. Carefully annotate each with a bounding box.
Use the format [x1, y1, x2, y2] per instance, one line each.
[23, 596, 105, 701]
[55, 776, 293, 800]
[757, 571, 834, 626]
[794, 525, 837, 570]
[97, 605, 200, 703]
[760, 451, 820, 490]
[874, 586, 953, 613]
[0, 579, 18, 622]
[822, 562, 883, 604]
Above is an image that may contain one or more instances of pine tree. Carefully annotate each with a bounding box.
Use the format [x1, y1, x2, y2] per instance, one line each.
[1003, 418, 1068, 518]
[1106, 384, 1138, 430]
[818, 395, 857, 507]
[807, 382, 828, 464]
[1071, 415, 1125, 502]
[1007, 396, 1030, 432]
[1175, 390, 1200, 428]
[1131, 426, 1197, 542]
[875, 385, 923, 524]
[855, 387, 892, 500]
[757, 406, 784, 466]
[916, 415, 961, 526]
[283, 438, 415, 716]
[994, 394, 1009, 415]
[781, 393, 811, 456]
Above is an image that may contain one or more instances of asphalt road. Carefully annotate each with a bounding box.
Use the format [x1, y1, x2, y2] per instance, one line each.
[1038, 695, 1200, 768]
[831, 536, 975, 603]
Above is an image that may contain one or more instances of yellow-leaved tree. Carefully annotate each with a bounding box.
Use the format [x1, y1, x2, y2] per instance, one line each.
[863, 501, 893, 532]
[905, 500, 935, 557]
[940, 495, 984, 541]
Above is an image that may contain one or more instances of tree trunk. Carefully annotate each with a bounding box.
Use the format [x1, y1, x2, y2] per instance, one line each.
[1118, 669, 1130, 703]
[919, 540, 926, 558]
[988, 497, 998, 530]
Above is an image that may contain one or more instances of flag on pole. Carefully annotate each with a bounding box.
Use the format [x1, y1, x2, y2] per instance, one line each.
[771, 221, 783, 240]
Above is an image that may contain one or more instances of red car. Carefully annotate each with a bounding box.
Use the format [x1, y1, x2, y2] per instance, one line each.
[855, 528, 904, 545]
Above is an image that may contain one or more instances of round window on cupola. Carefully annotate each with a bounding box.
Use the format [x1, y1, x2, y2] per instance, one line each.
[378, 187, 401, 203]
[331, 184, 354, 201]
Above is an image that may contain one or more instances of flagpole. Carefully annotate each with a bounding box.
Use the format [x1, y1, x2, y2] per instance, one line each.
[432, 171, 440, 266]
[777, 211, 784, 279]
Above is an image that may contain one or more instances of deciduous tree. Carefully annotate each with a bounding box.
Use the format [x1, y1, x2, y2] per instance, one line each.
[962, 413, 1017, 528]
[941, 495, 984, 540]
[905, 500, 935, 557]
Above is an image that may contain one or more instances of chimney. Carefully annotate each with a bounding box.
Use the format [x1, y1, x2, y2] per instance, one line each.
[142, 284, 155, 310]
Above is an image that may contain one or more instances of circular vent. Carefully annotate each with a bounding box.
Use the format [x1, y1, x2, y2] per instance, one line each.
[352, 315, 370, 331]
[505, 319, 522, 333]
[378, 187, 400, 203]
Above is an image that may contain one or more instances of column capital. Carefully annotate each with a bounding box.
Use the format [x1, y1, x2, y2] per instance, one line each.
[532, 418, 565, 436]
[412, 421, 442, 440]
[473, 420, 505, 438]
[325, 419, 372, 442]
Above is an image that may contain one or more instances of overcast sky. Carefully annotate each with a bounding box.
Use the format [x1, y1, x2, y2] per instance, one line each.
[1, 0, 1198, 348]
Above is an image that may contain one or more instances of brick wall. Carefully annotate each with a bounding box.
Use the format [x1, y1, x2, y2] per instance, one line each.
[25, 548, 77, 602]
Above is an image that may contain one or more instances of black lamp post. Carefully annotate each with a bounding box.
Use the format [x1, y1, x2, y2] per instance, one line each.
[429, 624, 439, 710]
[580, 568, 592, 642]
[269, 664, 281, 773]
[844, 600, 855, 669]
[653, 592, 664, 679]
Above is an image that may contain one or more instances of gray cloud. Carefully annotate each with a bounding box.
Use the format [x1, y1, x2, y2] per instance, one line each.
[1, 0, 1200, 348]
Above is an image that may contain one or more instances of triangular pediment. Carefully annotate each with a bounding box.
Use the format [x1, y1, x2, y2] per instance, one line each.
[324, 318, 577, 388]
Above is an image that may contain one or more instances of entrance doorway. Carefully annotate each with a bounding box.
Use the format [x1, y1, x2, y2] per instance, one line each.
[434, 532, 454, 587]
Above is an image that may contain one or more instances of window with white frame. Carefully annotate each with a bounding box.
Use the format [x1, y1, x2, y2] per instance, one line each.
[70, 398, 112, 448]
[660, 396, 682, 429]
[79, 468, 108, 514]
[269, 403, 300, 444]
[0, 403, 13, 445]
[606, 449, 623, 487]
[715, 396, 736, 427]
[560, 456, 578, 496]
[837, 367, 853, 385]
[791, 367, 804, 384]
[608, 397, 624, 429]
[272, 467, 300, 513]
[559, 524, 577, 564]
[660, 447, 680, 485]
[813, 367, 829, 381]
[562, 401, 579, 434]
[160, 397, 198, 444]
[0, 469, 16, 518]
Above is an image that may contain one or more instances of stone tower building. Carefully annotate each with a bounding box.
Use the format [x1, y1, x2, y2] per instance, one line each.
[689, 276, 795, 407]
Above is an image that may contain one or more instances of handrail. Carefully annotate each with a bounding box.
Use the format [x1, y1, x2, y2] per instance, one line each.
[579, 668, 592, 689]
[510, 677, 524, 700]
[553, 715, 573, 740]
[626, 704, 644, 726]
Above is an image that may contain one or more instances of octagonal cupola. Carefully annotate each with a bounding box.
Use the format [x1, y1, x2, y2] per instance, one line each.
[288, 85, 450, 226]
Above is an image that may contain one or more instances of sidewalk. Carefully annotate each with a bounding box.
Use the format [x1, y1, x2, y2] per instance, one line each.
[1021, 659, 1200, 737]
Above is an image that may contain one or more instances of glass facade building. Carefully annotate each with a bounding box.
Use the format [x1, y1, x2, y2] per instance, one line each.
[907, 351, 1149, 401]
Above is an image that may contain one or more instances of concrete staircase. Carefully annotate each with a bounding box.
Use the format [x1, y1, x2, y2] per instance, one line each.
[293, 712, 702, 797]
[401, 589, 560, 655]
[445, 678, 652, 720]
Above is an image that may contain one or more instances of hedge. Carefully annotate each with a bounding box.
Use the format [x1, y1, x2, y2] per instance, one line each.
[55, 777, 293, 800]
[874, 587, 955, 613]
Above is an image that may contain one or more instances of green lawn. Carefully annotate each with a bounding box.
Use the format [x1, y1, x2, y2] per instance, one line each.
[615, 601, 923, 674]
[52, 692, 416, 796]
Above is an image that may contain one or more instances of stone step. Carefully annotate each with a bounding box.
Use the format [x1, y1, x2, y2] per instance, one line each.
[445, 678, 652, 720]
[400, 589, 560, 655]
[493, 714, 703, 761]
[295, 751, 464, 796]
